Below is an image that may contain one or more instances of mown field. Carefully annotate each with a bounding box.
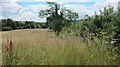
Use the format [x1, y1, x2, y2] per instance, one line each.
[2, 29, 118, 65]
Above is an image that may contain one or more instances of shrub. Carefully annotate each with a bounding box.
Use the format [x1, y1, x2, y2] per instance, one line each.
[2, 27, 12, 31]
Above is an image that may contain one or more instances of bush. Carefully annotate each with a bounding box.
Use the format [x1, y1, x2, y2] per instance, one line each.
[61, 23, 81, 36]
[2, 27, 12, 31]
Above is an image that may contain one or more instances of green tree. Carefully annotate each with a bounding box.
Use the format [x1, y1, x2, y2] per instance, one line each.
[39, 2, 78, 35]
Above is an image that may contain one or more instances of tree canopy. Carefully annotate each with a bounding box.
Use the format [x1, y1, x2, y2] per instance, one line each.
[39, 2, 79, 35]
[1, 18, 47, 31]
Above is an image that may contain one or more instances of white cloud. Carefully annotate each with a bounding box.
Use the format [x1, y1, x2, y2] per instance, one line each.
[1, 2, 28, 13]
[28, 4, 48, 13]
[14, 11, 45, 22]
[91, 2, 119, 13]
[0, 15, 3, 19]
[91, 2, 110, 13]
[0, 0, 19, 2]
[1, 0, 114, 2]
[35, 0, 120, 2]
[21, 0, 89, 2]
[1, 0, 120, 22]
[63, 1, 119, 18]
[106, 0, 120, 2]
[63, 4, 93, 15]
[0, 2, 46, 22]
[63, 4, 94, 19]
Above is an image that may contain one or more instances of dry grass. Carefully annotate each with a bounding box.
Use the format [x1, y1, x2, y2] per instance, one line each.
[2, 29, 118, 65]
[0, 31, 2, 65]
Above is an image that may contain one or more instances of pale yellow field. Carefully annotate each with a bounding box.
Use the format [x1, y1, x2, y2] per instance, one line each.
[1, 29, 117, 65]
[0, 31, 2, 65]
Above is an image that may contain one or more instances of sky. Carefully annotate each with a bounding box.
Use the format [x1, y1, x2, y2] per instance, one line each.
[0, 0, 120, 22]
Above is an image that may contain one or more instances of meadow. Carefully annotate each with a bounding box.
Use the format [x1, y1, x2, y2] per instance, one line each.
[2, 29, 118, 65]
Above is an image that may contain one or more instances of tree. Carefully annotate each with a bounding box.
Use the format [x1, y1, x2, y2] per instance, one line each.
[39, 2, 78, 35]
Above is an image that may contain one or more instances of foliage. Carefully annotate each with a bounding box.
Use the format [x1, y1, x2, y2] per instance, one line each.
[1, 18, 47, 31]
[2, 27, 12, 31]
[61, 23, 81, 36]
[62, 5, 120, 63]
[39, 2, 78, 35]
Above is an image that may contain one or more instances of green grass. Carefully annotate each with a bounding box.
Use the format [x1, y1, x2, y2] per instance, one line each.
[2, 29, 118, 65]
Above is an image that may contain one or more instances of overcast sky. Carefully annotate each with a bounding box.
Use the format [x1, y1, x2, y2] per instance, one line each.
[0, 0, 119, 22]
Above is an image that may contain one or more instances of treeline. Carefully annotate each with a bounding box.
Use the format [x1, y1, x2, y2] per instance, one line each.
[62, 6, 120, 58]
[63, 6, 120, 41]
[38, 2, 120, 49]
[1, 18, 47, 31]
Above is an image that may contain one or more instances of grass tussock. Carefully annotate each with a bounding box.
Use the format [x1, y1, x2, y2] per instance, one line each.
[2, 29, 118, 65]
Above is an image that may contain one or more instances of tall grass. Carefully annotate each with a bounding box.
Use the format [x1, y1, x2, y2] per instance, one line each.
[0, 32, 2, 65]
[2, 29, 118, 65]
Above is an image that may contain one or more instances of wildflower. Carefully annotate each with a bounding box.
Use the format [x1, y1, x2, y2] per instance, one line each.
[6, 38, 13, 52]
[9, 39, 13, 51]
